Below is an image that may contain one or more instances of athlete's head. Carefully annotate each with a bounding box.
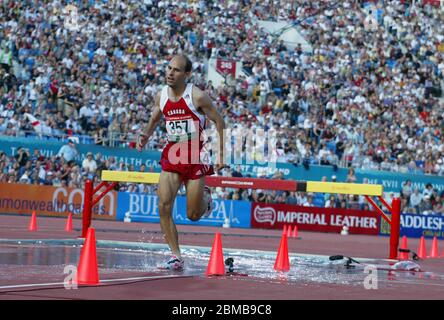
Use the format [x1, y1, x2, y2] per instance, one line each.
[166, 55, 192, 88]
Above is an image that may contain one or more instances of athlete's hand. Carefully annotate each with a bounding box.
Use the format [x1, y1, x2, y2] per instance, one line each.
[136, 134, 149, 152]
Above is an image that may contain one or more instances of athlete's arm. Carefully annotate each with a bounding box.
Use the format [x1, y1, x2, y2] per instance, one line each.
[137, 92, 162, 152]
[194, 88, 226, 167]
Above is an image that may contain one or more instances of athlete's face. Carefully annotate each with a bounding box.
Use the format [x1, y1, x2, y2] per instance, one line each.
[166, 57, 190, 88]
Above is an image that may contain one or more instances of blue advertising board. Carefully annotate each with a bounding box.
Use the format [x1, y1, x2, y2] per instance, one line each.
[355, 169, 444, 194]
[116, 192, 252, 228]
[380, 213, 444, 239]
[0, 136, 162, 171]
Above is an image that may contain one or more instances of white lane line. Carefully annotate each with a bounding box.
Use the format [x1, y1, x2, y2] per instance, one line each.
[0, 274, 192, 290]
[100, 274, 192, 283]
[0, 282, 64, 290]
[378, 279, 444, 287]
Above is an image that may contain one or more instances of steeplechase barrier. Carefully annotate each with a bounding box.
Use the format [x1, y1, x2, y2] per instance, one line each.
[80, 171, 400, 259]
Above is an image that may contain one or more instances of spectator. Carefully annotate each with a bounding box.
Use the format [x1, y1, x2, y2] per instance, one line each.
[56, 138, 79, 164]
[409, 188, 423, 214]
[82, 152, 97, 174]
[95, 153, 104, 170]
[231, 165, 243, 178]
[420, 195, 434, 215]
[257, 192, 266, 202]
[302, 193, 315, 207]
[325, 195, 336, 208]
[339, 199, 348, 209]
[0, 46, 12, 71]
[15, 147, 30, 167]
[19, 169, 31, 184]
[423, 183, 434, 198]
[30, 148, 43, 163]
[348, 195, 360, 210]
[93, 128, 106, 146]
[346, 168, 357, 183]
[401, 180, 413, 200]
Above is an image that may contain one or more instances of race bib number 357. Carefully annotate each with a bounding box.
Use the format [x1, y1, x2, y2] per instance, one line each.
[166, 118, 197, 142]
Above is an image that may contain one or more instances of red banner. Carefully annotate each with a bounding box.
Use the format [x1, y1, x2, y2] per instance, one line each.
[251, 203, 381, 235]
[216, 59, 236, 77]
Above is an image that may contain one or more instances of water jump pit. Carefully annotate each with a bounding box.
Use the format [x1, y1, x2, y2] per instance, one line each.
[1, 236, 443, 300]
[1, 214, 444, 301]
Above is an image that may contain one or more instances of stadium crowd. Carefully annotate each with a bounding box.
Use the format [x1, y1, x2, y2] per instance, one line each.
[0, 0, 443, 214]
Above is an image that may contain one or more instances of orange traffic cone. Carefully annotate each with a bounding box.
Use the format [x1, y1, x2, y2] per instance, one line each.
[292, 225, 298, 238]
[206, 233, 225, 276]
[398, 236, 409, 260]
[417, 236, 427, 259]
[77, 228, 99, 285]
[65, 213, 73, 232]
[274, 234, 290, 272]
[282, 225, 287, 235]
[287, 224, 292, 238]
[28, 211, 37, 231]
[429, 236, 439, 258]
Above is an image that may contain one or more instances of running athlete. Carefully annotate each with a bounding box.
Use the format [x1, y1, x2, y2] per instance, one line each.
[137, 55, 226, 270]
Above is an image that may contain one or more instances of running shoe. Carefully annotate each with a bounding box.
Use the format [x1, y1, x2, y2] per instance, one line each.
[162, 255, 184, 271]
